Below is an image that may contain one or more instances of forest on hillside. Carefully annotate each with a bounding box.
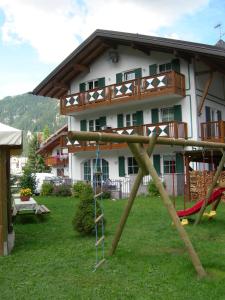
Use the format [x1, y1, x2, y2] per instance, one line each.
[0, 93, 66, 153]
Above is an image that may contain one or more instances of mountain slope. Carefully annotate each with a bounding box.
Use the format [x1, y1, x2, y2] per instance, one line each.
[0, 93, 66, 153]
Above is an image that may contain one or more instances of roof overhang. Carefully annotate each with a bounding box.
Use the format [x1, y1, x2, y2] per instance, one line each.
[33, 29, 225, 99]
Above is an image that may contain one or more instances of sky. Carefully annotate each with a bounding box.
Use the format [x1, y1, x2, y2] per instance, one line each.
[0, 0, 225, 100]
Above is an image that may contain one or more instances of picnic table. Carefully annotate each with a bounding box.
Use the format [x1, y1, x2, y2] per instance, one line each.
[12, 197, 50, 216]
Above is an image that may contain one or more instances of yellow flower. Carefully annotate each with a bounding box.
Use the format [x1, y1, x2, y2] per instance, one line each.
[20, 188, 32, 196]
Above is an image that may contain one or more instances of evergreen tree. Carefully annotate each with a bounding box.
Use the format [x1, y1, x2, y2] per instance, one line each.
[25, 134, 49, 173]
[43, 125, 50, 141]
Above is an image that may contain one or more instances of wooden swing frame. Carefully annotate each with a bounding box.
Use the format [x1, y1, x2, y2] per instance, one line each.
[68, 130, 225, 278]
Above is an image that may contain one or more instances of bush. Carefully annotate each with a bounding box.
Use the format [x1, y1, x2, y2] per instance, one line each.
[20, 168, 36, 194]
[73, 181, 92, 197]
[148, 179, 166, 197]
[53, 184, 72, 197]
[95, 186, 111, 199]
[41, 182, 54, 196]
[72, 183, 106, 235]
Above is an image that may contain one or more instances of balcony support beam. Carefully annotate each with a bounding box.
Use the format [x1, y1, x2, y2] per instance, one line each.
[198, 72, 213, 116]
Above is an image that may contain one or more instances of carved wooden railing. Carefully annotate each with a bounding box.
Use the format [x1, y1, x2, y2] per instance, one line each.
[45, 156, 69, 167]
[66, 121, 187, 152]
[61, 71, 185, 114]
[201, 120, 225, 143]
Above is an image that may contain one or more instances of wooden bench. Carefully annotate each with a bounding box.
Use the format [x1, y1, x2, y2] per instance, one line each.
[36, 204, 50, 215]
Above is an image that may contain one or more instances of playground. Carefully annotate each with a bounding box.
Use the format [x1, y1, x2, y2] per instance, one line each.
[1, 195, 225, 299]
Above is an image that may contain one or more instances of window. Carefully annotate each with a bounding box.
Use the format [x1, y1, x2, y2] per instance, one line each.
[126, 114, 131, 126]
[89, 120, 94, 131]
[83, 160, 91, 181]
[95, 119, 101, 131]
[127, 157, 139, 174]
[88, 79, 99, 90]
[125, 113, 137, 126]
[124, 70, 136, 81]
[159, 62, 172, 73]
[163, 155, 176, 174]
[161, 107, 175, 122]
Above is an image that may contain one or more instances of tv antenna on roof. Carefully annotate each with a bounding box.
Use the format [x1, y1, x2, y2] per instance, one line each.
[214, 23, 225, 39]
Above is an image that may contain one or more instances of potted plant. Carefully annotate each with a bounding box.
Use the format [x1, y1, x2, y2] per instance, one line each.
[20, 188, 32, 201]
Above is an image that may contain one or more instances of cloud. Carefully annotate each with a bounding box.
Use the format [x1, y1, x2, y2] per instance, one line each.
[0, 0, 209, 64]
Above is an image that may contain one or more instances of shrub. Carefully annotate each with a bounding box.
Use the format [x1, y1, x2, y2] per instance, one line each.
[95, 186, 111, 199]
[72, 183, 106, 235]
[73, 181, 92, 197]
[148, 179, 166, 197]
[41, 182, 54, 196]
[20, 168, 36, 194]
[53, 184, 72, 197]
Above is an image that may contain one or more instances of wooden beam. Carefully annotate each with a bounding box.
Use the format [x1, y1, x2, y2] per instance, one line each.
[68, 130, 225, 150]
[195, 151, 225, 225]
[198, 72, 213, 116]
[108, 136, 158, 256]
[0, 149, 8, 256]
[73, 64, 90, 72]
[131, 43, 151, 56]
[195, 70, 214, 76]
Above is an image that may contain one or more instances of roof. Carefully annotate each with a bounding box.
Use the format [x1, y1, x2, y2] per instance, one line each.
[37, 125, 68, 155]
[33, 29, 225, 99]
[0, 122, 22, 147]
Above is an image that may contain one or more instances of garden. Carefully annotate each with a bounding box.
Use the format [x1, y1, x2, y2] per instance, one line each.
[1, 188, 225, 299]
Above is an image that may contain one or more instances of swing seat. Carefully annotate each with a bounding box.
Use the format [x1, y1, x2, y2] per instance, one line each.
[203, 210, 216, 218]
[181, 218, 189, 226]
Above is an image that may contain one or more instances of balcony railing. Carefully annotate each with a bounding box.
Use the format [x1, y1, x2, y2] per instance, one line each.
[66, 121, 187, 152]
[61, 71, 185, 114]
[45, 156, 69, 167]
[201, 120, 225, 143]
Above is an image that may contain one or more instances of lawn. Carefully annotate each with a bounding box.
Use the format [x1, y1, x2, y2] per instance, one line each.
[1, 195, 225, 299]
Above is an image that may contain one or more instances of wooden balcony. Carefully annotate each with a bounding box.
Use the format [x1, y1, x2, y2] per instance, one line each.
[201, 120, 225, 143]
[61, 71, 185, 115]
[67, 121, 188, 153]
[45, 156, 69, 167]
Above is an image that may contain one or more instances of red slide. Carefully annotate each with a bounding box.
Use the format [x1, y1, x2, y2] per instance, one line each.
[177, 187, 225, 218]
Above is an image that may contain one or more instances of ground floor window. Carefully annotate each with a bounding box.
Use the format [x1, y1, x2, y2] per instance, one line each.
[83, 158, 109, 182]
[163, 155, 176, 174]
[127, 157, 139, 174]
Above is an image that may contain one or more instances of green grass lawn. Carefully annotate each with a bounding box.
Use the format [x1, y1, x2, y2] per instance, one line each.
[1, 195, 225, 299]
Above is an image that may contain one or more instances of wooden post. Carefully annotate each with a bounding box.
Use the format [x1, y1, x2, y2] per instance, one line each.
[108, 136, 158, 256]
[185, 155, 191, 201]
[198, 72, 213, 116]
[195, 151, 225, 225]
[129, 144, 207, 278]
[0, 149, 8, 256]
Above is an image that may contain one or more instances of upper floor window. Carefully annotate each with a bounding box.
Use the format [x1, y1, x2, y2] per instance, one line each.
[161, 107, 175, 122]
[124, 70, 136, 81]
[87, 79, 99, 90]
[159, 62, 172, 73]
[125, 113, 137, 126]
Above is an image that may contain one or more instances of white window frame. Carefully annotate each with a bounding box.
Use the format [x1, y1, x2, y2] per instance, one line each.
[160, 107, 175, 123]
[163, 155, 176, 174]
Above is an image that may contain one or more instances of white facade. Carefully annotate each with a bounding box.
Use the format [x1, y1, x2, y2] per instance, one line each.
[65, 45, 225, 191]
[10, 156, 27, 175]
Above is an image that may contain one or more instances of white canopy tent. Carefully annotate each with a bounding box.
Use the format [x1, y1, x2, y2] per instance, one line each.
[0, 122, 22, 147]
[0, 122, 23, 255]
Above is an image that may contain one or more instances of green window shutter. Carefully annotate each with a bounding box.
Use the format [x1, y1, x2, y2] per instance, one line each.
[136, 110, 143, 125]
[171, 59, 180, 73]
[149, 64, 157, 76]
[98, 77, 105, 88]
[176, 153, 184, 173]
[153, 154, 161, 175]
[151, 108, 159, 124]
[117, 114, 124, 128]
[116, 73, 123, 84]
[135, 68, 142, 79]
[79, 82, 86, 92]
[174, 105, 182, 122]
[118, 156, 125, 177]
[80, 120, 87, 131]
[99, 116, 106, 128]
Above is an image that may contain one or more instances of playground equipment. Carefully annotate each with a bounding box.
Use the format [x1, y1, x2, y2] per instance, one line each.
[68, 130, 225, 278]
